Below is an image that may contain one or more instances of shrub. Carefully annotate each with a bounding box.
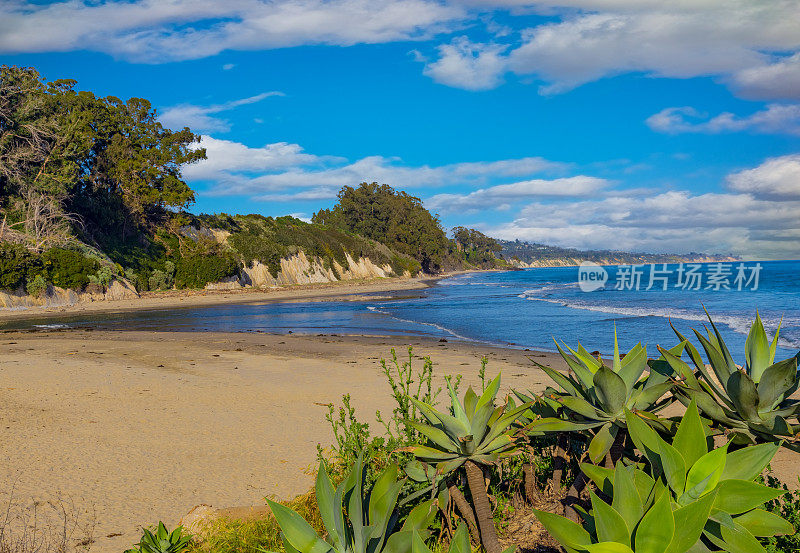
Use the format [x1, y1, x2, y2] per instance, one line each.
[174, 253, 238, 289]
[96, 265, 113, 286]
[125, 522, 191, 553]
[26, 274, 47, 297]
[41, 247, 98, 290]
[0, 242, 37, 291]
[149, 270, 169, 291]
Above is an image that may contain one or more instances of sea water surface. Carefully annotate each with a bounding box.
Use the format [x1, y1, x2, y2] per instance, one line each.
[8, 260, 800, 363]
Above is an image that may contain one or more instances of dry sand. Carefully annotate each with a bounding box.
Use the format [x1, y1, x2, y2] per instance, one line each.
[0, 328, 562, 552]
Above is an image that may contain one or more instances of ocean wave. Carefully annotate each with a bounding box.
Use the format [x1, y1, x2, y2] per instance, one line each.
[32, 323, 71, 329]
[366, 305, 492, 344]
[519, 296, 800, 349]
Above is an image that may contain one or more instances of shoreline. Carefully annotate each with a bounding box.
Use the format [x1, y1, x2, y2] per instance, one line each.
[0, 272, 466, 324]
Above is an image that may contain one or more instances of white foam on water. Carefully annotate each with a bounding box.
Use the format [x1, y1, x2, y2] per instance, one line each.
[32, 323, 70, 329]
[366, 305, 484, 343]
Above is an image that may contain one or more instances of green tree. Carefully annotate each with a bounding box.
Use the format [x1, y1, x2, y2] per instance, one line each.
[313, 183, 449, 273]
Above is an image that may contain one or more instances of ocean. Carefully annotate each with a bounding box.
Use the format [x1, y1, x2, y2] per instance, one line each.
[10, 260, 800, 363]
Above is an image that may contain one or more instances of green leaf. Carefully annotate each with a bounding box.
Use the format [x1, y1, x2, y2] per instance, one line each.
[554, 340, 596, 389]
[612, 464, 643, 533]
[714, 479, 785, 514]
[584, 543, 635, 553]
[448, 378, 470, 428]
[591, 491, 631, 545]
[588, 422, 618, 464]
[721, 442, 779, 481]
[534, 509, 592, 549]
[402, 499, 437, 532]
[727, 371, 762, 423]
[266, 500, 331, 553]
[406, 420, 456, 451]
[536, 362, 586, 399]
[449, 523, 470, 553]
[733, 508, 796, 537]
[314, 462, 342, 549]
[769, 318, 783, 366]
[658, 438, 687, 495]
[411, 444, 459, 462]
[704, 517, 767, 553]
[664, 491, 717, 553]
[581, 463, 616, 496]
[558, 395, 609, 420]
[625, 409, 663, 473]
[634, 492, 674, 553]
[619, 344, 649, 392]
[527, 418, 605, 433]
[594, 365, 628, 415]
[672, 399, 709, 469]
[746, 312, 771, 382]
[683, 445, 727, 501]
[463, 387, 478, 418]
[757, 358, 798, 411]
[411, 530, 432, 553]
[693, 330, 734, 388]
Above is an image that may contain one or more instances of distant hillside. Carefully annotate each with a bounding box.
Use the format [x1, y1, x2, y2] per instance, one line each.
[499, 239, 740, 267]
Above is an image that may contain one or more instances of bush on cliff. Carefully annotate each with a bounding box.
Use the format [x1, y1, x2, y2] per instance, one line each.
[0, 243, 39, 291]
[174, 253, 239, 289]
[41, 247, 99, 290]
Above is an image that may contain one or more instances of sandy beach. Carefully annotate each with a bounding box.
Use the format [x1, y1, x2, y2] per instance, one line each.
[1, 279, 798, 552]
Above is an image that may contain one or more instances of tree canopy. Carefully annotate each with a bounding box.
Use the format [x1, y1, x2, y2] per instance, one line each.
[0, 65, 205, 250]
[312, 182, 451, 273]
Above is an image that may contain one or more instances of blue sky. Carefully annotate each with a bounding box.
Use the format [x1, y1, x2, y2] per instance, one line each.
[2, 1, 800, 259]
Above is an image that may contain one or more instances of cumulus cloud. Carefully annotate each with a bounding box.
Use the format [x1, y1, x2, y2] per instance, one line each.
[426, 176, 608, 212]
[422, 37, 508, 90]
[159, 92, 284, 132]
[421, 2, 800, 100]
[0, 0, 464, 62]
[184, 135, 565, 199]
[726, 154, 800, 199]
[645, 104, 800, 136]
[484, 189, 800, 259]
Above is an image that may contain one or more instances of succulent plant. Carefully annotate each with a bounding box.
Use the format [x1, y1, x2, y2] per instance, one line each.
[408, 373, 529, 553]
[124, 522, 191, 553]
[665, 311, 800, 449]
[524, 332, 679, 464]
[267, 455, 437, 553]
[411, 523, 514, 553]
[536, 401, 795, 553]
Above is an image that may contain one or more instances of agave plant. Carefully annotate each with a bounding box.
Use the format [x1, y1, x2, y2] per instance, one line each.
[411, 523, 515, 553]
[536, 462, 717, 553]
[613, 401, 793, 552]
[665, 311, 800, 449]
[525, 332, 679, 464]
[124, 522, 191, 553]
[408, 374, 529, 553]
[267, 455, 437, 553]
[536, 402, 795, 553]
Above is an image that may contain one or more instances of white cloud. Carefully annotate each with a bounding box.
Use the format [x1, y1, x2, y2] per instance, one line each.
[159, 91, 283, 132]
[426, 176, 608, 212]
[646, 104, 800, 136]
[484, 189, 800, 259]
[184, 135, 565, 199]
[727, 154, 800, 200]
[222, 63, 236, 70]
[0, 0, 464, 62]
[422, 37, 508, 90]
[421, 2, 800, 100]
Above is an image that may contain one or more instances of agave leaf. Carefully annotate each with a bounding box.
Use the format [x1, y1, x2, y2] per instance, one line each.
[631, 381, 674, 411]
[727, 371, 762, 424]
[436, 457, 467, 475]
[588, 422, 619, 465]
[447, 379, 470, 429]
[660, 491, 714, 553]
[411, 398, 469, 439]
[401, 499, 437, 532]
[535, 362, 586, 400]
[693, 330, 735, 390]
[672, 399, 709, 469]
[474, 373, 501, 416]
[721, 442, 779, 481]
[657, 345, 702, 391]
[746, 312, 771, 382]
[768, 318, 783, 365]
[612, 464, 643, 534]
[584, 543, 635, 553]
[580, 463, 616, 496]
[658, 438, 687, 495]
[557, 395, 610, 420]
[714, 479, 785, 515]
[534, 509, 592, 550]
[527, 418, 605, 433]
[406, 420, 456, 451]
[369, 465, 401, 527]
[594, 366, 627, 415]
[683, 445, 727, 502]
[625, 409, 663, 474]
[633, 470, 657, 505]
[463, 387, 478, 418]
[450, 523, 470, 553]
[704, 516, 766, 553]
[267, 500, 333, 553]
[673, 386, 743, 428]
[733, 508, 796, 537]
[591, 491, 631, 545]
[554, 340, 596, 389]
[757, 358, 798, 412]
[634, 491, 674, 553]
[618, 344, 648, 392]
[315, 462, 343, 549]
[576, 342, 603, 370]
[703, 307, 738, 373]
[411, 445, 459, 462]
